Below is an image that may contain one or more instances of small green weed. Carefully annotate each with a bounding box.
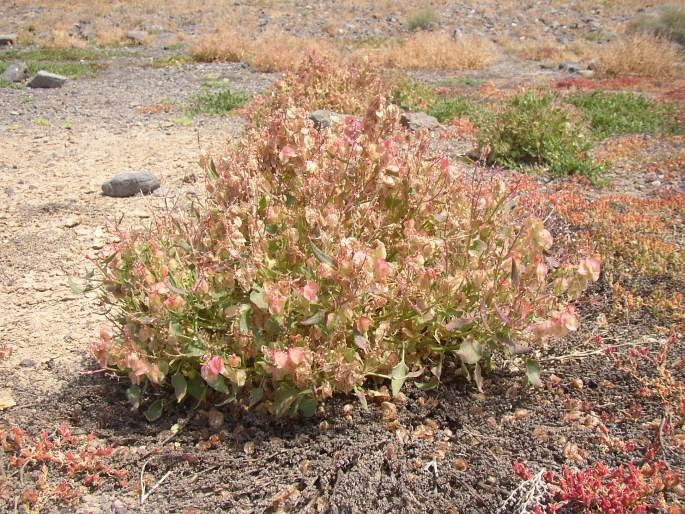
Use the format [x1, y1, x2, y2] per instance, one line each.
[171, 115, 193, 126]
[428, 96, 482, 123]
[189, 88, 249, 115]
[566, 91, 680, 139]
[33, 117, 50, 126]
[391, 78, 438, 111]
[149, 54, 195, 68]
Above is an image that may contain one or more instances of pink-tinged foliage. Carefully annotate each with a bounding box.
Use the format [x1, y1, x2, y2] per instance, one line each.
[93, 76, 599, 416]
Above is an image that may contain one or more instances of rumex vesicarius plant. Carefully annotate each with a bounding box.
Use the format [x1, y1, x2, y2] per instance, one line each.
[92, 94, 599, 418]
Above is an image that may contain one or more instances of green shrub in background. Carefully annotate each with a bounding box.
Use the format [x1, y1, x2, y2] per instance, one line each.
[477, 91, 603, 179]
[629, 6, 685, 46]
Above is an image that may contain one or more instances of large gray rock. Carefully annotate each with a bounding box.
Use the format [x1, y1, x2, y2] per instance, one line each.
[27, 71, 67, 89]
[102, 171, 160, 198]
[1, 62, 28, 83]
[309, 110, 342, 130]
[0, 34, 16, 46]
[400, 112, 441, 131]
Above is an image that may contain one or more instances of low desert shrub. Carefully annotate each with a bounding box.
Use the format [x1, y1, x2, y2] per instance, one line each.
[630, 6, 685, 46]
[477, 91, 602, 178]
[593, 33, 683, 78]
[406, 8, 439, 31]
[565, 91, 680, 139]
[91, 94, 599, 418]
[362, 32, 497, 70]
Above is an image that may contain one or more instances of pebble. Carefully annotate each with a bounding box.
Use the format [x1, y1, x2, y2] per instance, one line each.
[62, 217, 80, 228]
[19, 358, 36, 368]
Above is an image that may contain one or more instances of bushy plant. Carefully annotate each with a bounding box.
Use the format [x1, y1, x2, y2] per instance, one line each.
[477, 91, 603, 178]
[565, 91, 679, 139]
[91, 96, 599, 418]
[406, 8, 439, 31]
[630, 6, 685, 46]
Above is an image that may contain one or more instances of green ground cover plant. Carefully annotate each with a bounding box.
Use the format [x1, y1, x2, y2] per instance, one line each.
[565, 91, 680, 139]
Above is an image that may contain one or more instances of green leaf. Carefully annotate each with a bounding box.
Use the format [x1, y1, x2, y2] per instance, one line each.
[457, 339, 481, 365]
[511, 259, 520, 288]
[250, 290, 268, 310]
[390, 359, 410, 397]
[187, 375, 206, 400]
[298, 396, 317, 418]
[239, 304, 251, 333]
[144, 399, 164, 422]
[207, 375, 230, 394]
[416, 376, 440, 391]
[249, 387, 264, 407]
[273, 384, 298, 417]
[207, 158, 218, 179]
[126, 385, 141, 410]
[171, 373, 187, 403]
[354, 387, 369, 412]
[178, 241, 192, 252]
[301, 311, 325, 326]
[310, 240, 333, 266]
[474, 362, 484, 392]
[67, 277, 84, 294]
[168, 320, 182, 339]
[526, 359, 542, 387]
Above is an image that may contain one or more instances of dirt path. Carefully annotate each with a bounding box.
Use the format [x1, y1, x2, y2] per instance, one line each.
[0, 61, 274, 397]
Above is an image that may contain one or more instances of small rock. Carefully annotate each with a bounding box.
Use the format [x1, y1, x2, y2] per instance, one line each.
[111, 500, 128, 514]
[126, 30, 149, 44]
[102, 171, 160, 198]
[62, 217, 80, 228]
[19, 358, 36, 368]
[27, 71, 67, 89]
[559, 62, 583, 74]
[578, 69, 594, 78]
[131, 209, 150, 218]
[309, 109, 342, 130]
[0, 34, 16, 46]
[1, 62, 29, 83]
[400, 112, 441, 131]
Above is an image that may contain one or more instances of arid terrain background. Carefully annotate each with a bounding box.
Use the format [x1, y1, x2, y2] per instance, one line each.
[1, 1, 684, 513]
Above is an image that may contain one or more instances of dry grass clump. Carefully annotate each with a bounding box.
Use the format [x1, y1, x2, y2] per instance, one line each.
[503, 38, 593, 63]
[39, 29, 86, 49]
[95, 26, 130, 47]
[191, 30, 339, 72]
[190, 30, 249, 63]
[361, 32, 497, 70]
[247, 32, 340, 72]
[594, 33, 683, 78]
